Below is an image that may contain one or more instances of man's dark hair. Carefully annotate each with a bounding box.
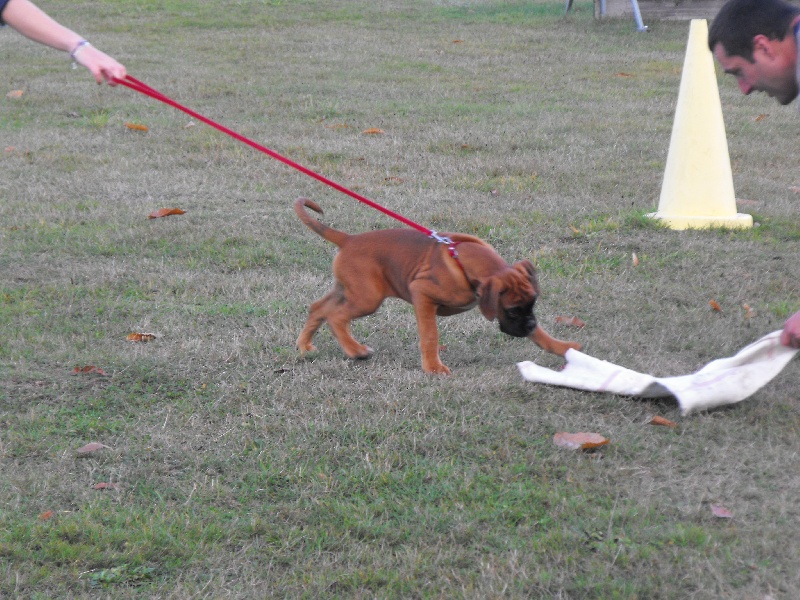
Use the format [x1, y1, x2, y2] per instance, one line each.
[709, 0, 800, 61]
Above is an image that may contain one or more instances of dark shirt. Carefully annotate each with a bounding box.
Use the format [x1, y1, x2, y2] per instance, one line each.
[0, 0, 10, 25]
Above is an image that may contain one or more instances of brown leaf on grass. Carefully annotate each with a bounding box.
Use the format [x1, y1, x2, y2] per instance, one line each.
[632, 252, 639, 267]
[711, 504, 733, 519]
[93, 482, 119, 490]
[615, 72, 634, 78]
[650, 415, 678, 428]
[127, 332, 156, 342]
[39, 510, 54, 521]
[72, 365, 109, 376]
[743, 303, 756, 319]
[7, 89, 24, 99]
[148, 208, 186, 219]
[555, 315, 586, 329]
[709, 299, 722, 312]
[452, 39, 464, 44]
[76, 442, 110, 455]
[362, 128, 385, 135]
[754, 114, 768, 122]
[125, 122, 149, 132]
[384, 176, 404, 184]
[553, 432, 610, 451]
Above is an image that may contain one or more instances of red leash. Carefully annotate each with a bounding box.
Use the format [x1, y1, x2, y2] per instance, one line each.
[115, 76, 423, 229]
[114, 75, 466, 274]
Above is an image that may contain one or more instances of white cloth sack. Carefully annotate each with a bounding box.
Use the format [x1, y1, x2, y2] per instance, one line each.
[517, 330, 797, 415]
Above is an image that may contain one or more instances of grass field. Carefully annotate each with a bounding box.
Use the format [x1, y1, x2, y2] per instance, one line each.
[2, 1, 800, 597]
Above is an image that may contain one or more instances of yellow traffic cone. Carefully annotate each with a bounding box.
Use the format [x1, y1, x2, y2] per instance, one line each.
[649, 19, 752, 230]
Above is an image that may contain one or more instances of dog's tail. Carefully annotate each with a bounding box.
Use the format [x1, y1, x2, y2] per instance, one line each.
[294, 198, 349, 247]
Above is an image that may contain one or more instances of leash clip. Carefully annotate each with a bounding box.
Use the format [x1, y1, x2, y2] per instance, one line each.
[429, 230, 459, 257]
[428, 231, 452, 246]
[429, 231, 473, 290]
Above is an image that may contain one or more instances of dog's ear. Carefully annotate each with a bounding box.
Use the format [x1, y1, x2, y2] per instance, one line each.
[514, 260, 538, 290]
[477, 276, 503, 321]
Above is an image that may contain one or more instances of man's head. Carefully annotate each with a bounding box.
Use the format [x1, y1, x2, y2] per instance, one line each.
[709, 0, 800, 104]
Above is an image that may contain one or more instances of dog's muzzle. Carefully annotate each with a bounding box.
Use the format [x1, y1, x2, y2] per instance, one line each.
[499, 302, 537, 338]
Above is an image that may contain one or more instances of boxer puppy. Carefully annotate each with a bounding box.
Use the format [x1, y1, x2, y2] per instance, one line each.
[295, 198, 580, 374]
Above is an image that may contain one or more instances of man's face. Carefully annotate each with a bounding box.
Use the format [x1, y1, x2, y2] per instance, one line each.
[713, 37, 799, 105]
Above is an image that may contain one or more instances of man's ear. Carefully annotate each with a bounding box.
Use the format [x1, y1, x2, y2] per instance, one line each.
[752, 34, 777, 60]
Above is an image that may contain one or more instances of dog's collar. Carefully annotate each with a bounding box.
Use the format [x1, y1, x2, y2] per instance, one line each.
[429, 231, 472, 288]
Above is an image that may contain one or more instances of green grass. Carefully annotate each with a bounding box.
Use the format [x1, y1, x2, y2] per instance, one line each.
[2, 1, 800, 598]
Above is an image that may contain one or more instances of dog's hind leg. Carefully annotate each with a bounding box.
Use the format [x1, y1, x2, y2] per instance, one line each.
[326, 314, 374, 360]
[298, 283, 377, 360]
[297, 294, 331, 355]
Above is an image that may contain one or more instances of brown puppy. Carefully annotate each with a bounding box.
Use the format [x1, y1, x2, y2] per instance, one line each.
[295, 198, 581, 374]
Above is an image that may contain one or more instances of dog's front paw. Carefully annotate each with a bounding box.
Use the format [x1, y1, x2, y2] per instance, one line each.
[530, 326, 582, 357]
[544, 339, 582, 357]
[297, 341, 317, 356]
[423, 362, 451, 375]
[353, 345, 374, 360]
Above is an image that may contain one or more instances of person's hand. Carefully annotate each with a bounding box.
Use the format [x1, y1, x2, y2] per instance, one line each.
[780, 309, 800, 348]
[73, 43, 126, 85]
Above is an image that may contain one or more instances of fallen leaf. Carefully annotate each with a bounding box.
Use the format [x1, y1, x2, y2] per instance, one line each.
[709, 299, 722, 312]
[452, 39, 464, 44]
[148, 208, 186, 219]
[362, 128, 385, 135]
[125, 122, 149, 132]
[76, 442, 110, 455]
[555, 315, 586, 329]
[384, 176, 404, 184]
[711, 504, 733, 519]
[553, 432, 610, 451]
[7, 89, 24, 98]
[632, 252, 639, 266]
[569, 225, 581, 234]
[127, 332, 156, 342]
[39, 510, 54, 521]
[754, 114, 768, 122]
[72, 365, 109, 376]
[743, 303, 756, 319]
[650, 415, 678, 428]
[615, 72, 634, 78]
[93, 482, 119, 490]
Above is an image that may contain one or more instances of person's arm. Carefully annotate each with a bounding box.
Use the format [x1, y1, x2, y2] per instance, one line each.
[1, 0, 126, 84]
[780, 309, 800, 348]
